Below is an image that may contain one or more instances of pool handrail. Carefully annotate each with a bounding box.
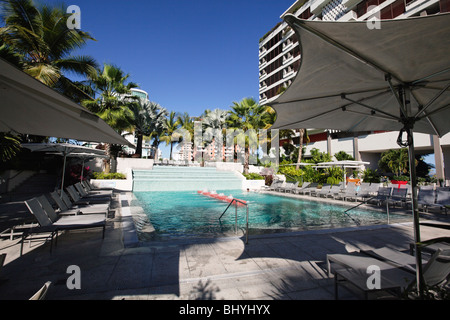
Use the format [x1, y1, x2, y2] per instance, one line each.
[219, 198, 249, 244]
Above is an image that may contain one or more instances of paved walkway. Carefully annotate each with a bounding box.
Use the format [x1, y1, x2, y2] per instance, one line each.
[0, 191, 449, 300]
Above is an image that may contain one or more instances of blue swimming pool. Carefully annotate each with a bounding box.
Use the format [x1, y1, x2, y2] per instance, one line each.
[132, 190, 409, 240]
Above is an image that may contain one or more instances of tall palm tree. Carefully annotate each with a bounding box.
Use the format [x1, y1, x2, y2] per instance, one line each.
[160, 111, 181, 160]
[227, 98, 273, 174]
[82, 64, 138, 172]
[296, 129, 309, 170]
[127, 98, 168, 157]
[0, 0, 98, 101]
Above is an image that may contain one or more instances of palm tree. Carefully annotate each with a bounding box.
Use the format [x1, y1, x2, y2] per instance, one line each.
[82, 64, 138, 172]
[127, 98, 168, 157]
[0, 0, 98, 102]
[296, 129, 309, 170]
[227, 98, 273, 174]
[202, 109, 229, 161]
[160, 111, 181, 160]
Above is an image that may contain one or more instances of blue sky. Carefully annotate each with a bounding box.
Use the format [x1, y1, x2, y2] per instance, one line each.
[47, 0, 294, 117]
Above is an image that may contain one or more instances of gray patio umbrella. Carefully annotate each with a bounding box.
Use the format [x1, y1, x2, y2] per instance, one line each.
[21, 143, 106, 194]
[0, 58, 133, 147]
[269, 13, 450, 296]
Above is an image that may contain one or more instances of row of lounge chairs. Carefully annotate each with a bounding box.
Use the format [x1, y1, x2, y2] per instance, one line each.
[268, 180, 450, 214]
[327, 241, 450, 299]
[19, 181, 114, 256]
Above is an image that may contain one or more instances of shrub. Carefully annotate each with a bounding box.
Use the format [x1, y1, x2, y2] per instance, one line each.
[243, 173, 264, 180]
[92, 172, 126, 180]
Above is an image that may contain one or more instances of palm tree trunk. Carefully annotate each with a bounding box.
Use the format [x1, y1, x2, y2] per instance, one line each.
[104, 143, 111, 174]
[244, 147, 250, 175]
[296, 129, 305, 170]
[135, 133, 143, 157]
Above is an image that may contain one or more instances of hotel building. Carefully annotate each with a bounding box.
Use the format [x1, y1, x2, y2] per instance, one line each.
[259, 0, 450, 181]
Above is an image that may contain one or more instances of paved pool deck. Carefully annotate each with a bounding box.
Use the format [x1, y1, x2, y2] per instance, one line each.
[0, 191, 449, 300]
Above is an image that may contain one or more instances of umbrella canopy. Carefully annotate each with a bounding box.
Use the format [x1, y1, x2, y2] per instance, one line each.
[22, 143, 106, 193]
[0, 58, 133, 147]
[271, 13, 450, 136]
[269, 13, 450, 297]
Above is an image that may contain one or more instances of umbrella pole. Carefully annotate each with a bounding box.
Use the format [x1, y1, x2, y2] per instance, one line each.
[60, 154, 67, 198]
[406, 128, 425, 298]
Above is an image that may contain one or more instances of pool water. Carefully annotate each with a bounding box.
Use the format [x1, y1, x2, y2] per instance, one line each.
[132, 190, 409, 240]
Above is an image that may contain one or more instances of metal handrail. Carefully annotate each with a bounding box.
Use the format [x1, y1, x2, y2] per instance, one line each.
[219, 199, 249, 244]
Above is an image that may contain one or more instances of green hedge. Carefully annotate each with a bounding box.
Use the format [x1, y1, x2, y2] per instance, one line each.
[92, 172, 126, 180]
[243, 173, 265, 180]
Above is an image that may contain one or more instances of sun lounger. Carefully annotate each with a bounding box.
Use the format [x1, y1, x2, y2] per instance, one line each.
[386, 187, 408, 208]
[66, 185, 110, 205]
[29, 281, 52, 300]
[268, 181, 283, 191]
[367, 187, 392, 206]
[299, 183, 319, 196]
[311, 184, 331, 197]
[279, 181, 299, 193]
[50, 191, 109, 216]
[292, 182, 310, 194]
[39, 195, 107, 220]
[23, 198, 106, 256]
[417, 188, 437, 212]
[436, 188, 450, 215]
[334, 183, 358, 201]
[75, 182, 113, 198]
[0, 253, 5, 274]
[326, 184, 344, 199]
[327, 247, 450, 299]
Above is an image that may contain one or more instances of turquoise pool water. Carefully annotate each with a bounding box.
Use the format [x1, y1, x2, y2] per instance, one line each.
[132, 190, 409, 240]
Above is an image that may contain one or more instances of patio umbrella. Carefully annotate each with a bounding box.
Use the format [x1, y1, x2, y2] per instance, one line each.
[269, 13, 450, 296]
[0, 58, 133, 147]
[21, 143, 106, 194]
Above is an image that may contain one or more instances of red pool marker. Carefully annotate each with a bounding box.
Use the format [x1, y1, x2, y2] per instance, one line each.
[198, 190, 247, 206]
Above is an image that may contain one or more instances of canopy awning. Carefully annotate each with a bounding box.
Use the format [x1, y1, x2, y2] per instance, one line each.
[0, 58, 133, 147]
[270, 13, 450, 138]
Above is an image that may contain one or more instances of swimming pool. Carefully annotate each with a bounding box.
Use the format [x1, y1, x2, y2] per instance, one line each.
[132, 190, 410, 241]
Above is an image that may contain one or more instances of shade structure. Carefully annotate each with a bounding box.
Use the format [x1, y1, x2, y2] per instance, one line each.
[22, 143, 106, 194]
[0, 58, 133, 147]
[269, 13, 450, 297]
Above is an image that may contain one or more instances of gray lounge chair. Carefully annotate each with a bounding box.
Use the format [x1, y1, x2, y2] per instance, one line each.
[327, 184, 344, 199]
[436, 189, 450, 215]
[23, 198, 106, 256]
[29, 281, 52, 300]
[312, 184, 331, 197]
[327, 247, 450, 299]
[293, 182, 310, 194]
[66, 185, 110, 205]
[0, 253, 5, 274]
[50, 191, 109, 216]
[386, 187, 408, 208]
[268, 181, 283, 191]
[279, 181, 299, 193]
[335, 183, 358, 201]
[299, 183, 319, 196]
[367, 187, 392, 206]
[417, 188, 437, 212]
[75, 182, 113, 198]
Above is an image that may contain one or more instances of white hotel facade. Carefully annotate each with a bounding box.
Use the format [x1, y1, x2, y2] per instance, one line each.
[259, 0, 450, 181]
